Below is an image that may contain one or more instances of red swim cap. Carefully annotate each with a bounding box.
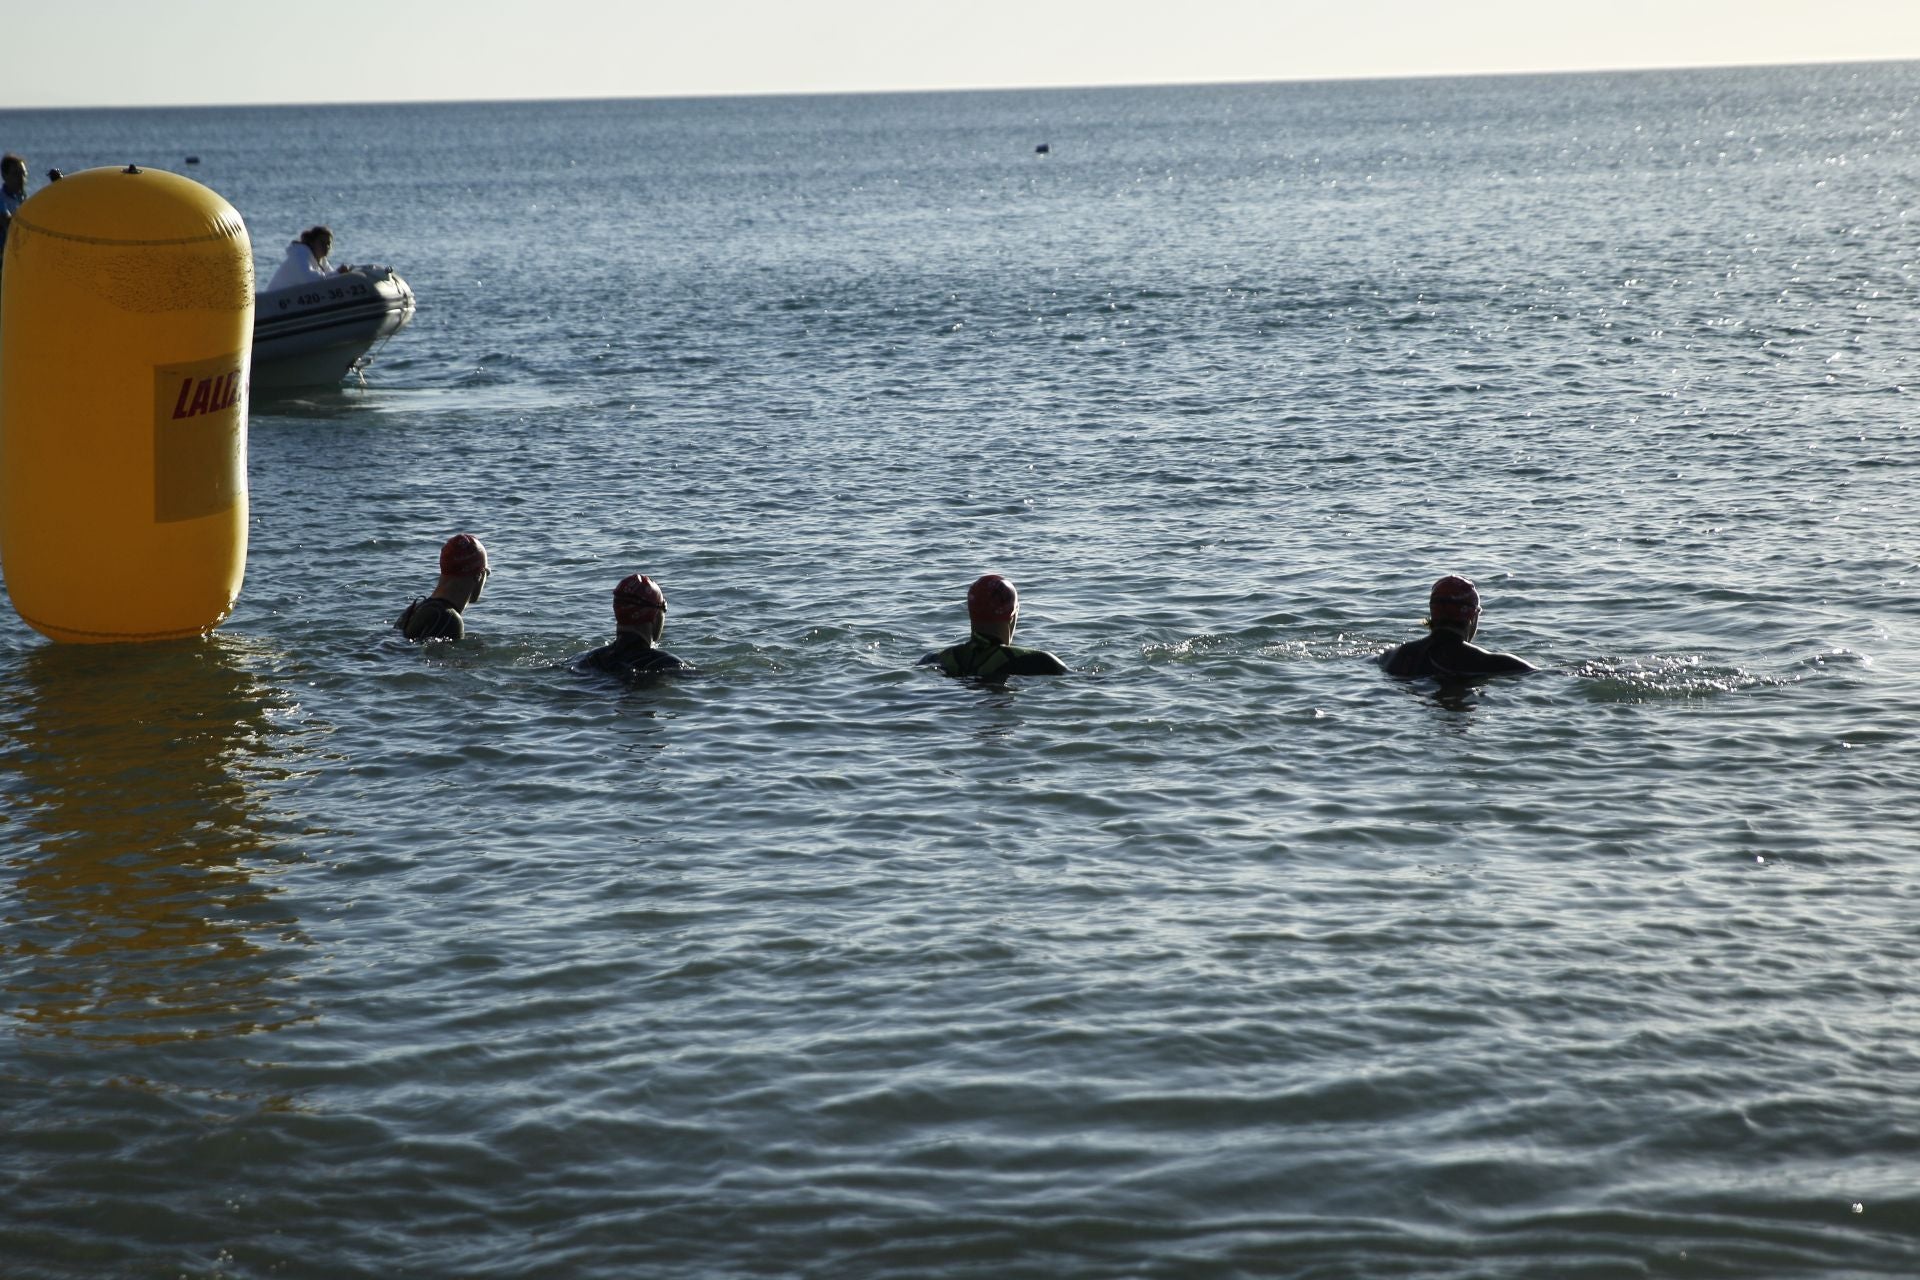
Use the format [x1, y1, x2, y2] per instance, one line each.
[614, 574, 667, 628]
[1429, 574, 1481, 626]
[967, 574, 1019, 625]
[440, 533, 488, 577]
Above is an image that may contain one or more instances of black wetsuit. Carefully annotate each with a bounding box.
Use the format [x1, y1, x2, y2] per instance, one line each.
[397, 596, 465, 641]
[1379, 629, 1535, 678]
[919, 633, 1067, 679]
[574, 635, 686, 679]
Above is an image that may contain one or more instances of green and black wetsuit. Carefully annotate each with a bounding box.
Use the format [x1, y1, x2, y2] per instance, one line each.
[574, 635, 686, 679]
[397, 596, 465, 641]
[1379, 630, 1534, 678]
[919, 633, 1067, 679]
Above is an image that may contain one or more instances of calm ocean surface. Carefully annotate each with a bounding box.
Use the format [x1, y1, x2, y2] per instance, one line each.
[4, 64, 1920, 1278]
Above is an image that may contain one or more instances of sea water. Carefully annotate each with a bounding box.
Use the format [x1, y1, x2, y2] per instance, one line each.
[2, 65, 1920, 1278]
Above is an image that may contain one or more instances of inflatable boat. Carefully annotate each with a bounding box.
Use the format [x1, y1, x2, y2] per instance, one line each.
[252, 265, 415, 389]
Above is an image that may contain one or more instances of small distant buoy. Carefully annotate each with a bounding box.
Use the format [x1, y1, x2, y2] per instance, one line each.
[185, 155, 201, 165]
[1035, 143, 1050, 155]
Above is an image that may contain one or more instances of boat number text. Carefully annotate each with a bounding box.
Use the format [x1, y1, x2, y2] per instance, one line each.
[279, 281, 373, 311]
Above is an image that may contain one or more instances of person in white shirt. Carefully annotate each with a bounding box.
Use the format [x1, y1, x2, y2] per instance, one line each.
[265, 225, 343, 292]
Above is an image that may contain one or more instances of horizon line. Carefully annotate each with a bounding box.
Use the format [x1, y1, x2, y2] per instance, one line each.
[3, 54, 1913, 114]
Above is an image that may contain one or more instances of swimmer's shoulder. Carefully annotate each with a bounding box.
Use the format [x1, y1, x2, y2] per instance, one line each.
[1466, 646, 1537, 675]
[640, 649, 688, 672]
[573, 640, 687, 680]
[923, 637, 1066, 679]
[1003, 645, 1067, 676]
[398, 596, 464, 642]
[1378, 635, 1433, 677]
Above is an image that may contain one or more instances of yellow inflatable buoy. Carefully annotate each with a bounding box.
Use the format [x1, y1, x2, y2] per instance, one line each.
[0, 165, 253, 643]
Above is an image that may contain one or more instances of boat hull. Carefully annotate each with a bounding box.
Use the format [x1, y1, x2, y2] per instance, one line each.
[252, 266, 415, 389]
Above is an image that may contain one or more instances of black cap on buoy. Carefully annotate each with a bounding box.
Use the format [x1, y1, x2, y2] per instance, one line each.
[1035, 143, 1050, 154]
[123, 164, 142, 174]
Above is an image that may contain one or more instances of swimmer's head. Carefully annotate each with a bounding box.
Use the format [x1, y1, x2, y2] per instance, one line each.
[432, 533, 488, 607]
[440, 532, 488, 577]
[614, 573, 667, 637]
[968, 574, 1019, 640]
[1428, 574, 1480, 637]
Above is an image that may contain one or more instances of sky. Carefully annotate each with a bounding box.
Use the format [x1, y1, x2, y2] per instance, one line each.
[7, 0, 1920, 109]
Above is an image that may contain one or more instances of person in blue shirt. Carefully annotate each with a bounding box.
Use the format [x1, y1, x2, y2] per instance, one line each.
[0, 153, 29, 264]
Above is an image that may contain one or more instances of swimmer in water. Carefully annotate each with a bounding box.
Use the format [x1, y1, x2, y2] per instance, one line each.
[919, 573, 1068, 679]
[1379, 574, 1537, 678]
[397, 533, 489, 641]
[574, 573, 686, 677]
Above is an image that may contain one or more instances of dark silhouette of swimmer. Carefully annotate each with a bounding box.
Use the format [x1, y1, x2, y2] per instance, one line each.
[574, 573, 686, 677]
[397, 533, 489, 641]
[919, 574, 1068, 679]
[1379, 575, 1537, 678]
